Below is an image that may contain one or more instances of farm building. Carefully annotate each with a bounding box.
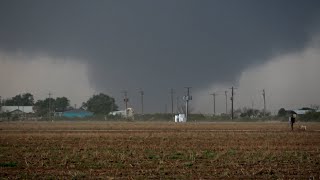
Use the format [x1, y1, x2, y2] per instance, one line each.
[0, 106, 35, 120]
[109, 108, 134, 118]
[0, 106, 34, 115]
[60, 109, 93, 118]
[287, 107, 320, 116]
[293, 107, 316, 115]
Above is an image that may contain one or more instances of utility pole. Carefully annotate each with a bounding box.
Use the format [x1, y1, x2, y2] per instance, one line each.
[111, 99, 114, 112]
[183, 87, 192, 121]
[262, 89, 266, 116]
[48, 92, 52, 120]
[122, 91, 129, 118]
[139, 89, 144, 115]
[251, 98, 254, 109]
[210, 93, 216, 116]
[170, 88, 175, 116]
[225, 91, 228, 115]
[229, 87, 237, 120]
[176, 96, 179, 113]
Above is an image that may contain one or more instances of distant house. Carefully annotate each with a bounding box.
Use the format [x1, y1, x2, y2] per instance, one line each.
[0, 106, 34, 114]
[293, 110, 310, 115]
[109, 108, 134, 118]
[60, 109, 93, 118]
[53, 111, 63, 117]
[10, 109, 25, 116]
[287, 107, 316, 116]
[0, 106, 35, 120]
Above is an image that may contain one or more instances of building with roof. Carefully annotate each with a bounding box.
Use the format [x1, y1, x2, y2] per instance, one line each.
[0, 106, 34, 114]
[109, 108, 134, 118]
[287, 107, 320, 116]
[0, 106, 35, 120]
[59, 109, 94, 118]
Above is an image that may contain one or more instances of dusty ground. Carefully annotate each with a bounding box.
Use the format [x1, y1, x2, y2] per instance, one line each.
[0, 121, 319, 179]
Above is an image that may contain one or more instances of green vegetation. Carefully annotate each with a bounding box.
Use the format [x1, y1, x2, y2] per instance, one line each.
[2, 92, 320, 122]
[82, 93, 118, 115]
[34, 96, 70, 116]
[277, 108, 286, 117]
[2, 93, 34, 106]
[299, 111, 320, 122]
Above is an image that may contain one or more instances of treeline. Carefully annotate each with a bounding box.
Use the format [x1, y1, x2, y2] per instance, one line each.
[1, 93, 71, 117]
[2, 93, 34, 106]
[2, 93, 319, 122]
[300, 111, 320, 121]
[34, 97, 70, 116]
[277, 108, 320, 122]
[1, 93, 119, 117]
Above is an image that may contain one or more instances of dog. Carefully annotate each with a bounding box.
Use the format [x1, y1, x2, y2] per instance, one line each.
[300, 125, 307, 131]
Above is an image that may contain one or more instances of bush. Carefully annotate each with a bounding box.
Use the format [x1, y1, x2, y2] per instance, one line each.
[299, 112, 320, 122]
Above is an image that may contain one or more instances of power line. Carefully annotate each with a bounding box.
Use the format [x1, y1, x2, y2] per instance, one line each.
[183, 87, 192, 121]
[48, 92, 52, 121]
[229, 87, 237, 120]
[262, 89, 266, 116]
[225, 91, 228, 115]
[138, 89, 144, 115]
[251, 97, 254, 109]
[210, 93, 216, 116]
[170, 88, 175, 116]
[122, 91, 129, 118]
[176, 96, 179, 114]
[111, 99, 114, 112]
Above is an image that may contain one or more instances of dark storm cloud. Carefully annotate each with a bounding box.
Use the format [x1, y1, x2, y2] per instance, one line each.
[1, 0, 320, 111]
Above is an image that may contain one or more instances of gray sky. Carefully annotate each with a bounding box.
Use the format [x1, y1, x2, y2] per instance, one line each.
[1, 0, 320, 113]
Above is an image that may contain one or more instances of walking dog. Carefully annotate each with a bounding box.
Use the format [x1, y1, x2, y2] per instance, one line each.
[300, 125, 307, 131]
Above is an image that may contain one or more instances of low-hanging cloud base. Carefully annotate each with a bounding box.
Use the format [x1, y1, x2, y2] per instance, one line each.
[193, 35, 320, 114]
[0, 53, 95, 107]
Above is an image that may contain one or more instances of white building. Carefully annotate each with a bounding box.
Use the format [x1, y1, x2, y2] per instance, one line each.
[109, 108, 134, 118]
[0, 106, 34, 114]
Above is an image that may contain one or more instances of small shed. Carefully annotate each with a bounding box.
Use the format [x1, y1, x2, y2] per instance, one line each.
[62, 109, 93, 118]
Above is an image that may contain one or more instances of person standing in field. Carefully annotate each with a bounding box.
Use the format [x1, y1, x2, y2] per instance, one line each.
[289, 113, 296, 131]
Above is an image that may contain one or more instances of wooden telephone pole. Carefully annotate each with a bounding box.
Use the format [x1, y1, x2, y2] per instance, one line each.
[229, 87, 237, 120]
[210, 93, 216, 116]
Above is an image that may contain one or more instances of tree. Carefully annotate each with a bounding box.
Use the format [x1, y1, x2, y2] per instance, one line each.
[55, 97, 70, 111]
[240, 108, 260, 118]
[21, 93, 34, 106]
[4, 93, 34, 106]
[278, 108, 286, 117]
[33, 96, 70, 117]
[235, 107, 270, 118]
[34, 98, 56, 116]
[83, 93, 118, 115]
[34, 100, 46, 116]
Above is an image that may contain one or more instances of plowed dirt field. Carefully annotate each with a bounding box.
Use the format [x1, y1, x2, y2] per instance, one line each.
[1, 121, 319, 179]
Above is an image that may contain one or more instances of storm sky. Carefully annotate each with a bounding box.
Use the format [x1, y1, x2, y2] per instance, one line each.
[1, 0, 320, 113]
